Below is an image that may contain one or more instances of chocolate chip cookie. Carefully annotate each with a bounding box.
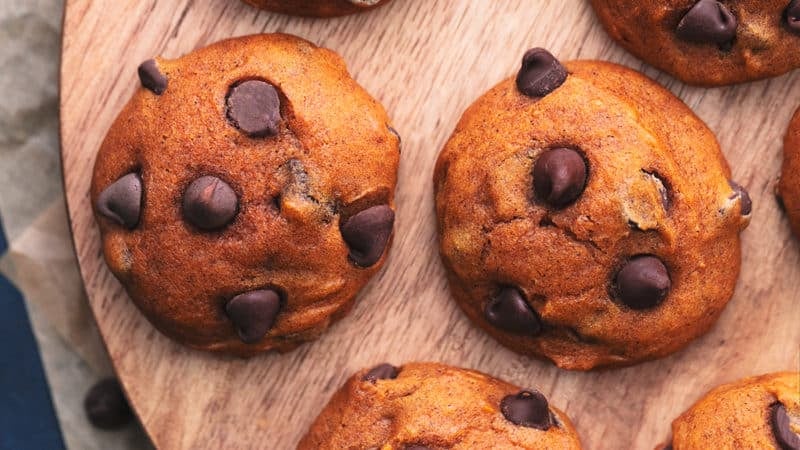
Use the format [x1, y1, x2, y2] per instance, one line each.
[92, 33, 399, 356]
[433, 48, 751, 370]
[780, 106, 800, 238]
[241, 0, 391, 17]
[590, 0, 800, 85]
[661, 372, 800, 450]
[297, 362, 582, 449]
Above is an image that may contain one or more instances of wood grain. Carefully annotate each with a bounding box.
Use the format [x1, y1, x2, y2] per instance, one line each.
[60, 1, 800, 448]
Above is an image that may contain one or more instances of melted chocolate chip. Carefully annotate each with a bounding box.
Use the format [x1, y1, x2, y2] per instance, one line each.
[643, 170, 671, 210]
[484, 288, 542, 335]
[226, 80, 281, 138]
[676, 0, 737, 45]
[500, 390, 552, 430]
[96, 173, 143, 229]
[614, 255, 671, 310]
[787, 0, 800, 34]
[84, 378, 134, 430]
[225, 289, 282, 344]
[341, 205, 395, 268]
[182, 176, 238, 231]
[516, 48, 567, 98]
[772, 402, 800, 450]
[137, 59, 168, 95]
[533, 148, 588, 208]
[728, 180, 752, 216]
[362, 363, 399, 383]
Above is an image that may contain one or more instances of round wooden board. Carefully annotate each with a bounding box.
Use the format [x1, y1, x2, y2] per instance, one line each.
[60, 1, 800, 448]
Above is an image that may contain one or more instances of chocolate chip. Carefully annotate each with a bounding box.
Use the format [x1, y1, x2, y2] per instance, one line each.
[484, 288, 542, 335]
[137, 59, 167, 95]
[84, 378, 133, 430]
[362, 363, 398, 383]
[405, 446, 430, 450]
[341, 205, 395, 268]
[788, 0, 800, 34]
[182, 176, 238, 231]
[226, 80, 281, 138]
[388, 126, 402, 151]
[500, 390, 552, 430]
[772, 403, 800, 450]
[663, 444, 673, 450]
[96, 173, 142, 229]
[225, 289, 282, 344]
[614, 255, 671, 310]
[516, 48, 567, 98]
[729, 180, 752, 216]
[676, 0, 737, 45]
[533, 148, 588, 208]
[643, 170, 671, 210]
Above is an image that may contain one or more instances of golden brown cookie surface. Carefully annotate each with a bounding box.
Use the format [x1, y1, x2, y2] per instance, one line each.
[242, 0, 391, 17]
[298, 362, 583, 449]
[665, 372, 800, 450]
[781, 107, 800, 239]
[91, 34, 399, 356]
[433, 49, 750, 370]
[590, 0, 800, 86]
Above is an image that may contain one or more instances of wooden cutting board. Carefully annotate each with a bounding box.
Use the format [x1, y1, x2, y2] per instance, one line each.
[59, 1, 800, 448]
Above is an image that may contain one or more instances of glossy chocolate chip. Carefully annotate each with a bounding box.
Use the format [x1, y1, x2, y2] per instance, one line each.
[533, 148, 588, 208]
[96, 173, 142, 229]
[137, 59, 167, 95]
[729, 180, 752, 216]
[772, 403, 800, 450]
[341, 205, 395, 268]
[615, 256, 671, 310]
[226, 80, 281, 138]
[362, 363, 399, 383]
[484, 288, 542, 335]
[516, 48, 567, 98]
[225, 289, 282, 344]
[676, 0, 737, 45]
[500, 390, 552, 430]
[84, 378, 133, 430]
[182, 176, 238, 231]
[788, 0, 800, 34]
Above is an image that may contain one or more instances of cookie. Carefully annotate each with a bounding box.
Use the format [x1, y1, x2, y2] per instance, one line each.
[590, 0, 800, 86]
[91, 34, 399, 356]
[241, 0, 391, 17]
[433, 48, 751, 370]
[780, 106, 800, 238]
[297, 362, 582, 449]
[662, 372, 800, 449]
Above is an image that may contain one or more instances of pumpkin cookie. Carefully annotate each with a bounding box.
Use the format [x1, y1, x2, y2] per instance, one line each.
[433, 48, 750, 370]
[590, 0, 800, 85]
[780, 106, 800, 238]
[298, 362, 582, 449]
[91, 34, 399, 356]
[241, 0, 391, 17]
[662, 372, 800, 450]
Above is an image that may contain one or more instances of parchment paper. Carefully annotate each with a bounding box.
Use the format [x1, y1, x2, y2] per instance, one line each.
[0, 0, 151, 448]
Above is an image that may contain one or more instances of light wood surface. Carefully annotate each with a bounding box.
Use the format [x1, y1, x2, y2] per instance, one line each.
[60, 1, 800, 449]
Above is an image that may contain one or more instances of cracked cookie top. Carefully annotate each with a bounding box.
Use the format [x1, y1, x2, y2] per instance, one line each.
[241, 0, 391, 17]
[297, 362, 582, 449]
[664, 372, 800, 450]
[91, 34, 399, 356]
[590, 0, 800, 86]
[433, 49, 750, 370]
[780, 106, 800, 239]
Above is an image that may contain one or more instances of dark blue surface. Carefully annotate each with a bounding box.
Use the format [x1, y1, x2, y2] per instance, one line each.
[0, 218, 66, 450]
